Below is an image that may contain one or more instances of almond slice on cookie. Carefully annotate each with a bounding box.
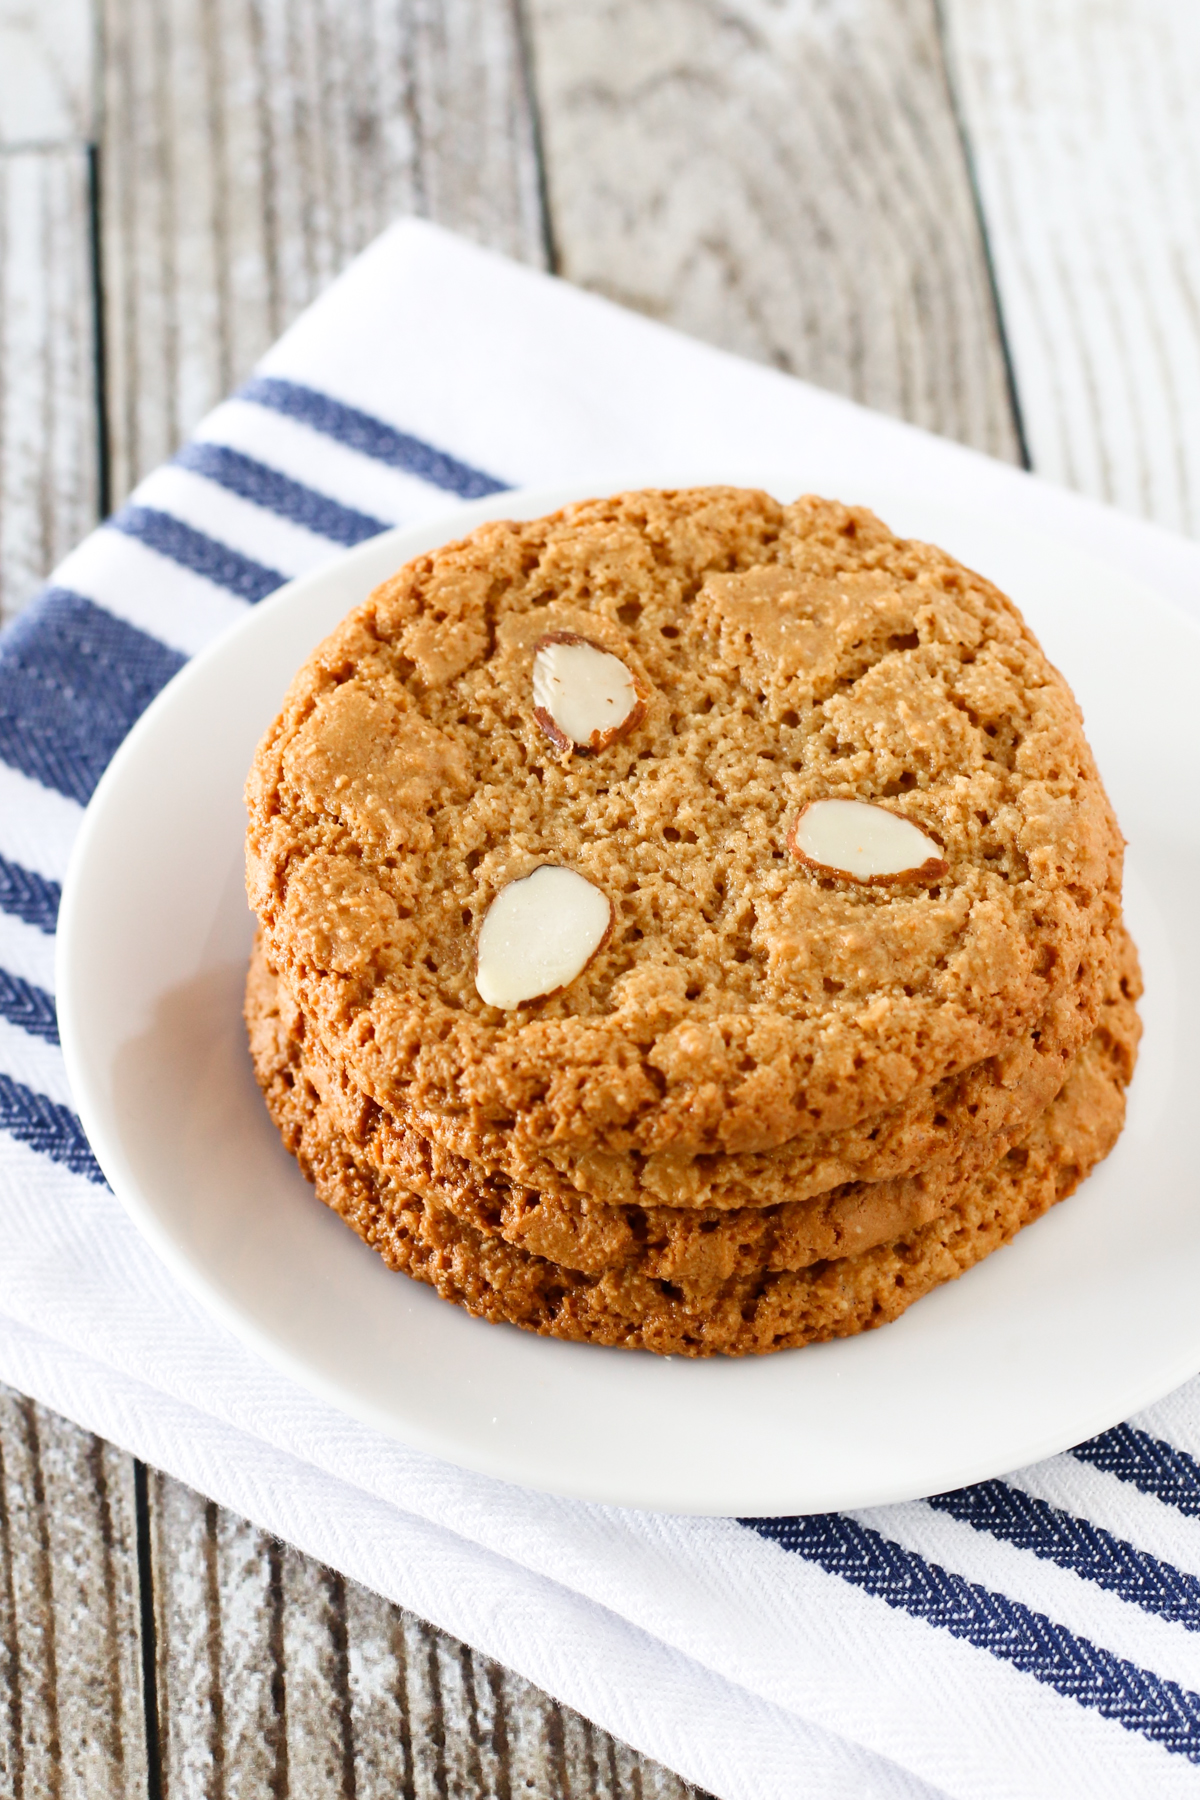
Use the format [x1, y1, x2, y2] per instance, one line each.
[475, 866, 612, 1008]
[788, 798, 948, 883]
[532, 633, 645, 753]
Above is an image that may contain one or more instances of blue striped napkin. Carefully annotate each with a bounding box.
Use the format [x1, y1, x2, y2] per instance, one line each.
[4, 219, 1200, 1800]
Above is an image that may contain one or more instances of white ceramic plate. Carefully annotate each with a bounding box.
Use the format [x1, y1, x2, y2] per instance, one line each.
[57, 473, 1199, 1515]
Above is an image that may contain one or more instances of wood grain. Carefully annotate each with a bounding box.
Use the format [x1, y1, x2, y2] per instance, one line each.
[0, 146, 98, 623]
[942, 0, 1200, 532]
[0, 1382, 148, 1800]
[524, 0, 1020, 459]
[98, 0, 547, 503]
[148, 1468, 709, 1799]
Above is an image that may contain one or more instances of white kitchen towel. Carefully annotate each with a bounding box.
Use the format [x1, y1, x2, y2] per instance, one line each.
[4, 218, 1200, 1800]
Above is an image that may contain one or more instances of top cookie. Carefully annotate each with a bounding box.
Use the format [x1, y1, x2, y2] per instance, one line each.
[246, 488, 1123, 1157]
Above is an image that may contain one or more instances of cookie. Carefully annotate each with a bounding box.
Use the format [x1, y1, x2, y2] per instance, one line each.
[248, 940, 1138, 1356]
[246, 489, 1123, 1162]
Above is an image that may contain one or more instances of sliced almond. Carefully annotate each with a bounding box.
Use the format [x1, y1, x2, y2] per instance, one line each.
[532, 632, 646, 753]
[788, 798, 948, 883]
[475, 865, 612, 1009]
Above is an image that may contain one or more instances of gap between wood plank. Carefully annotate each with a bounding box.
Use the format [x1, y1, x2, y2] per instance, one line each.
[511, 0, 560, 275]
[86, 138, 111, 519]
[931, 0, 1030, 470]
[133, 1461, 163, 1800]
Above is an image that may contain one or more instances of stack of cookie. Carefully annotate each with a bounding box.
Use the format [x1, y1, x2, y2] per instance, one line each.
[245, 488, 1140, 1356]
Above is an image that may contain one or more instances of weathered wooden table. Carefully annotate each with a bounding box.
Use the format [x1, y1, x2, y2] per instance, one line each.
[1, 1, 1196, 1792]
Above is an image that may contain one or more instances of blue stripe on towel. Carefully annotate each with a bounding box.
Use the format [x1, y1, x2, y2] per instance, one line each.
[743, 1513, 1200, 1760]
[110, 506, 286, 604]
[0, 971, 58, 1045]
[0, 589, 185, 805]
[1074, 1425, 1200, 1520]
[0, 855, 60, 934]
[0, 1071, 104, 1184]
[176, 442, 390, 547]
[239, 376, 510, 499]
[930, 1481, 1200, 1632]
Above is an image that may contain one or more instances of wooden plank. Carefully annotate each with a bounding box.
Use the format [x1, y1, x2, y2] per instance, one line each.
[98, 0, 547, 503]
[0, 1381, 148, 1799]
[148, 1468, 709, 1798]
[523, 0, 1021, 459]
[0, 146, 98, 623]
[0, 0, 94, 147]
[942, 0, 1200, 532]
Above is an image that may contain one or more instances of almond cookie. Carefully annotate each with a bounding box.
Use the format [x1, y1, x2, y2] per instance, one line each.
[246, 488, 1123, 1163]
[249, 940, 1139, 1356]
